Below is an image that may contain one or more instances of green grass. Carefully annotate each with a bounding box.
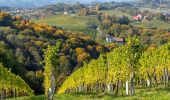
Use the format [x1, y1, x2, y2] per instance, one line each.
[139, 7, 168, 14]
[98, 9, 170, 30]
[99, 10, 131, 18]
[33, 10, 170, 37]
[33, 14, 99, 39]
[33, 14, 99, 31]
[99, 9, 170, 30]
[131, 20, 170, 29]
[7, 87, 170, 100]
[0, 26, 10, 31]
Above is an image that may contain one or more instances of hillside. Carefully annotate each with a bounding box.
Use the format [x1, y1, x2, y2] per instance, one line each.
[2, 1, 170, 100]
[0, 11, 110, 96]
[33, 14, 100, 39]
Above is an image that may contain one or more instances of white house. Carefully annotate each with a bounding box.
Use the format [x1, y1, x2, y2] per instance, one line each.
[64, 12, 68, 15]
[106, 35, 125, 45]
[106, 35, 114, 42]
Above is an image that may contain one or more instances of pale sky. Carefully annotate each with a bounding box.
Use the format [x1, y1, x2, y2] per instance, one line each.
[0, 0, 134, 8]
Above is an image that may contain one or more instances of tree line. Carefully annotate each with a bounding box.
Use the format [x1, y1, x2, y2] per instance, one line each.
[97, 13, 170, 47]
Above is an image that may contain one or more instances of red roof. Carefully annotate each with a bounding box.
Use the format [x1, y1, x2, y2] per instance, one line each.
[115, 38, 124, 42]
[133, 16, 140, 20]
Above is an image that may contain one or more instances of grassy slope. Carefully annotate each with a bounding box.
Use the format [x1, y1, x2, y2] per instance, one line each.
[7, 87, 170, 100]
[33, 14, 99, 39]
[131, 20, 170, 29]
[99, 10, 132, 18]
[0, 26, 10, 30]
[99, 9, 170, 29]
[33, 10, 170, 34]
[139, 7, 170, 14]
[33, 14, 99, 31]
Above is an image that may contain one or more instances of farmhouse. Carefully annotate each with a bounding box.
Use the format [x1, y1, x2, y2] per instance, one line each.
[132, 14, 143, 21]
[106, 35, 114, 42]
[115, 38, 125, 45]
[106, 35, 125, 45]
[64, 12, 68, 15]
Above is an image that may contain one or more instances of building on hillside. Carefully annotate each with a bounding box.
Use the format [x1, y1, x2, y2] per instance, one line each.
[64, 12, 68, 15]
[132, 14, 143, 21]
[63, 11, 76, 15]
[106, 35, 125, 45]
[115, 38, 125, 45]
[106, 35, 114, 42]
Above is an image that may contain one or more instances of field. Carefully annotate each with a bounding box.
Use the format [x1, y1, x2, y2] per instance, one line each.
[99, 9, 170, 29]
[33, 9, 170, 35]
[33, 14, 99, 39]
[33, 14, 100, 30]
[131, 20, 170, 29]
[0, 26, 10, 31]
[99, 10, 132, 18]
[7, 87, 170, 100]
[139, 7, 170, 14]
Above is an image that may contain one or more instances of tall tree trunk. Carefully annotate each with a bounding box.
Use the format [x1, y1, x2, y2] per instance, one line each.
[130, 72, 135, 96]
[165, 68, 169, 86]
[163, 68, 167, 87]
[0, 90, 4, 99]
[84, 85, 87, 92]
[115, 80, 119, 95]
[136, 79, 140, 86]
[120, 81, 123, 88]
[48, 68, 55, 100]
[107, 83, 111, 93]
[87, 85, 90, 92]
[13, 88, 16, 98]
[154, 72, 158, 86]
[90, 85, 92, 92]
[141, 79, 145, 87]
[126, 81, 129, 96]
[79, 85, 81, 92]
[81, 85, 83, 92]
[111, 83, 115, 93]
[147, 73, 151, 87]
[96, 81, 99, 92]
[101, 83, 105, 94]
[4, 90, 6, 99]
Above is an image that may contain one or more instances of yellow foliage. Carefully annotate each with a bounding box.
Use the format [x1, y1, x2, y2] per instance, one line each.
[34, 41, 43, 47]
[86, 45, 93, 51]
[75, 48, 85, 55]
[96, 45, 104, 53]
[55, 30, 64, 36]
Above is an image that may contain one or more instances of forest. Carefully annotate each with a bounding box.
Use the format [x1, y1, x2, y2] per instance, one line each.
[0, 11, 110, 98]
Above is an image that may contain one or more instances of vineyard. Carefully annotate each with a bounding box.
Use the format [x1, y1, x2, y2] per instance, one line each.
[58, 38, 170, 96]
[44, 42, 61, 97]
[0, 64, 34, 99]
[1, 1, 170, 99]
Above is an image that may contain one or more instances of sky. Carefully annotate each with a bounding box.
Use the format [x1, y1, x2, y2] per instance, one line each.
[0, 0, 134, 8]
